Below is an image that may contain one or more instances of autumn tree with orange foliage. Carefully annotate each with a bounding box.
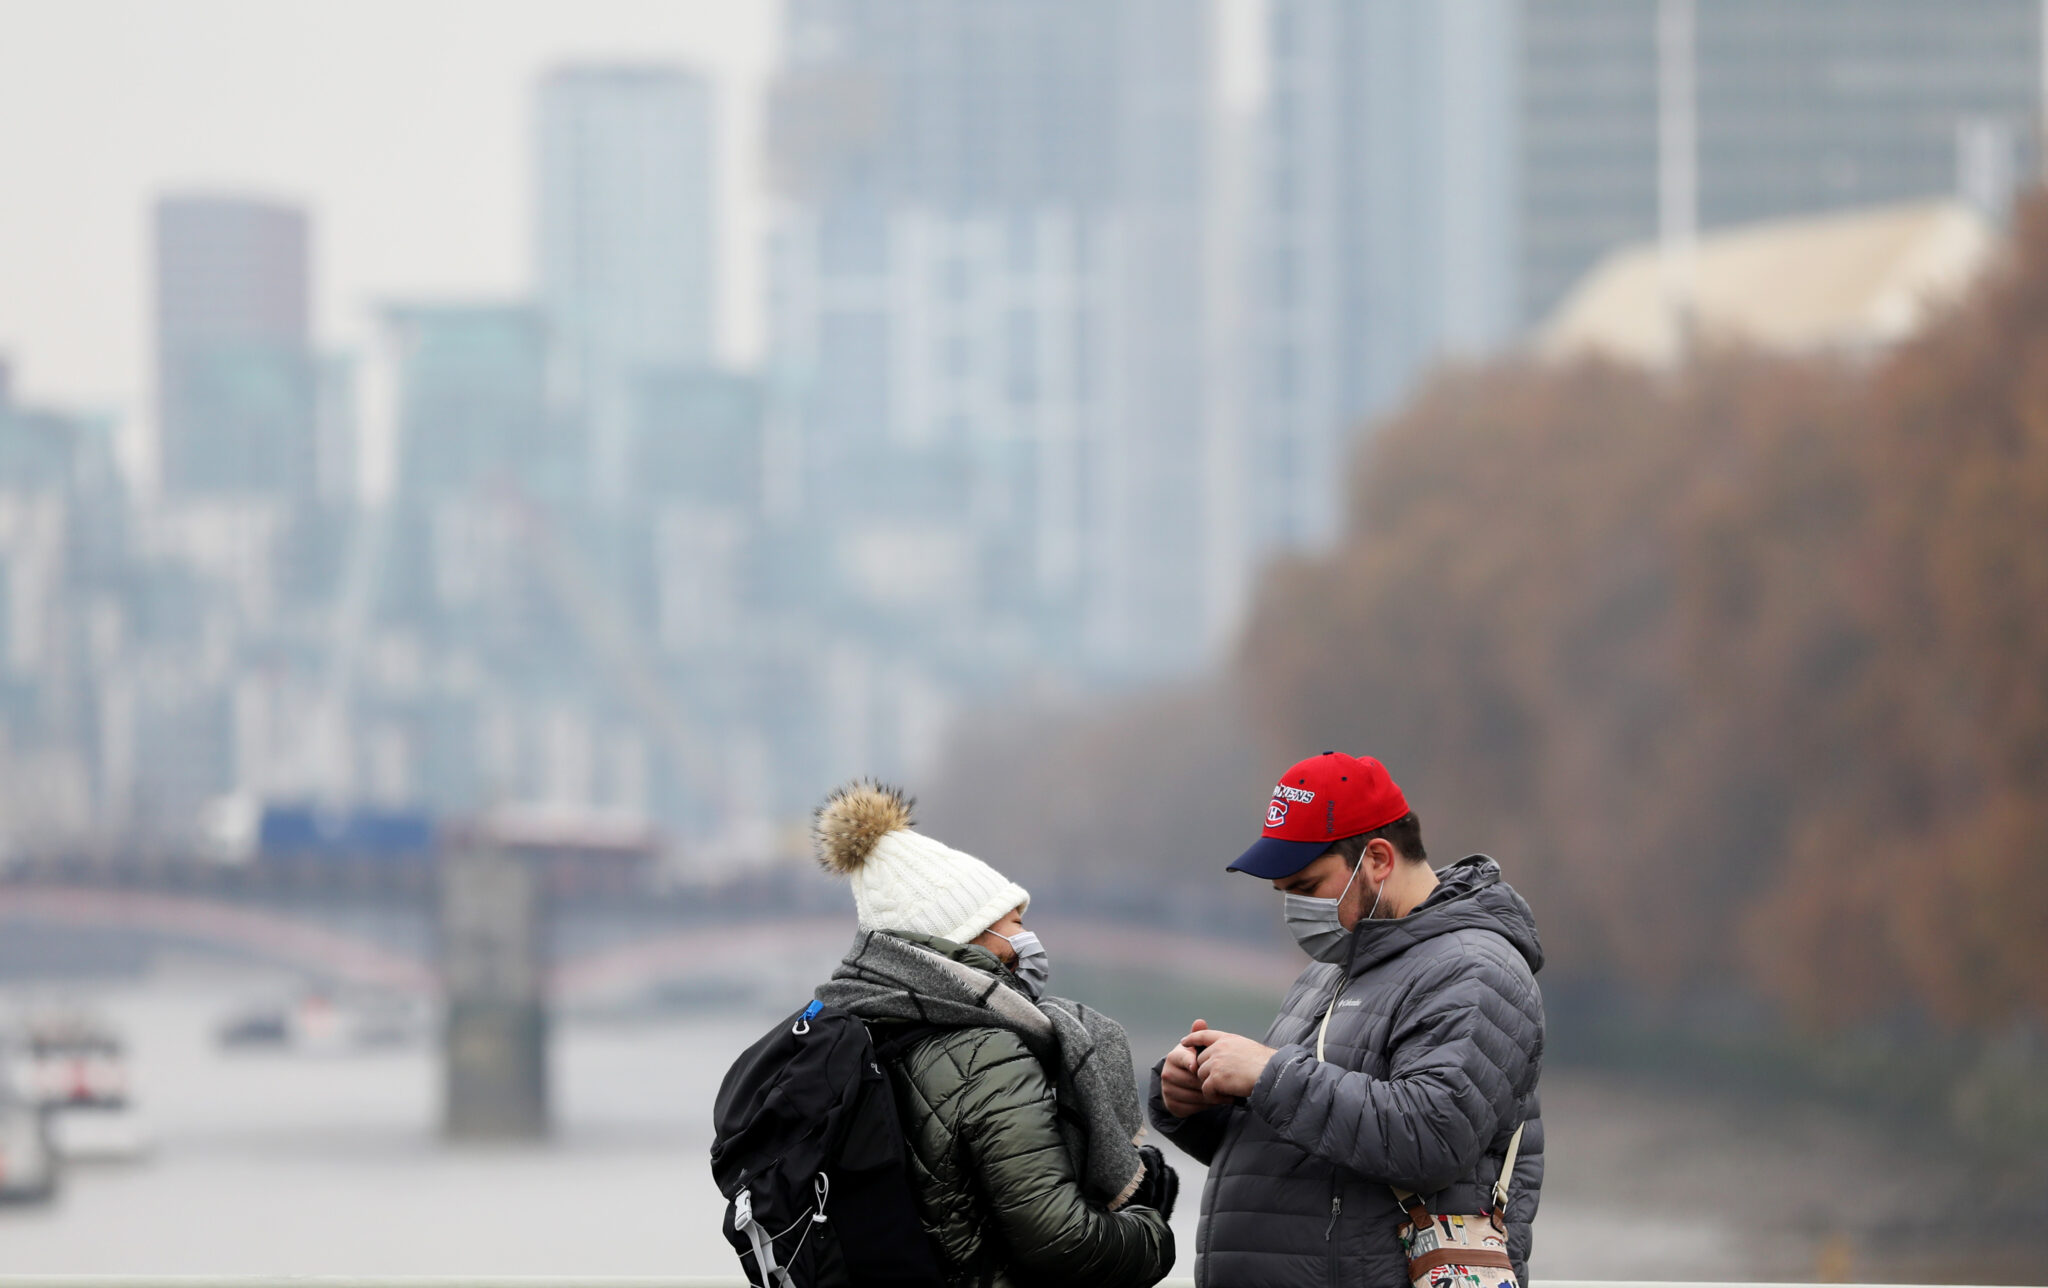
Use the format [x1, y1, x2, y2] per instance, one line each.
[931, 197, 2048, 1039]
[1237, 197, 2048, 1031]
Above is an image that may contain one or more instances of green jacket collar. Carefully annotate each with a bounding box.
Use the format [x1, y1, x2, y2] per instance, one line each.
[882, 929, 1009, 979]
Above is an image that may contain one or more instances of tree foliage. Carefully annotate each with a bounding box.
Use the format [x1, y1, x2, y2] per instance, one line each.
[936, 195, 2048, 1034]
[1236, 196, 2048, 1028]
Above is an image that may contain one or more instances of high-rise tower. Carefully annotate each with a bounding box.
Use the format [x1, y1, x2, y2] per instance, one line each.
[768, 0, 1216, 678]
[1238, 0, 1520, 557]
[153, 195, 315, 497]
[535, 66, 715, 503]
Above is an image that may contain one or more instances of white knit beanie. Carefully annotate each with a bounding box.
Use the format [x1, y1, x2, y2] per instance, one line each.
[814, 781, 1030, 946]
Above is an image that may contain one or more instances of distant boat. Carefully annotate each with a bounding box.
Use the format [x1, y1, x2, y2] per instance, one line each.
[22, 1013, 153, 1163]
[0, 1029, 58, 1202]
[216, 990, 431, 1056]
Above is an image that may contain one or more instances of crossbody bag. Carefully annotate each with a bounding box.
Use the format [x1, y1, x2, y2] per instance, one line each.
[1316, 1003, 1525, 1288]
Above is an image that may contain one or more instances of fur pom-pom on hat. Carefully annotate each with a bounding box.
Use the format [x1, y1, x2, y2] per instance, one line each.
[812, 779, 1030, 947]
[814, 780, 917, 874]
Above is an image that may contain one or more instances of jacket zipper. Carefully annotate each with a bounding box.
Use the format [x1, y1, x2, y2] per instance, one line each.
[1322, 971, 1348, 1286]
[1326, 1185, 1343, 1285]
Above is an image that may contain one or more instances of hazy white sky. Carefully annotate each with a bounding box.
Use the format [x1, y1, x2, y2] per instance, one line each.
[0, 0, 778, 424]
[0, 0, 1263, 466]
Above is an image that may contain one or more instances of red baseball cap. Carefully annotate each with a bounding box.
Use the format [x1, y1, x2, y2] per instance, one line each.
[1227, 752, 1410, 878]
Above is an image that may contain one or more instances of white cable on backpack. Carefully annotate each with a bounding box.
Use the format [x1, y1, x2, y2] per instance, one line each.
[770, 1178, 831, 1272]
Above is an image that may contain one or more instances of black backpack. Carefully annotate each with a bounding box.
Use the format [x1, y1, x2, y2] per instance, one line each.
[711, 1000, 946, 1288]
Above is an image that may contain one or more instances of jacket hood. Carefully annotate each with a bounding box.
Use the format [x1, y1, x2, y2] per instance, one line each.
[1343, 854, 1544, 976]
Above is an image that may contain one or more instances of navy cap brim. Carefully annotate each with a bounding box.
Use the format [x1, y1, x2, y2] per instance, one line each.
[1226, 834, 1332, 879]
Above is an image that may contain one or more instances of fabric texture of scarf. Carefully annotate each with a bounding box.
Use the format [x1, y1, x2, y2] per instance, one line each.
[815, 928, 1148, 1210]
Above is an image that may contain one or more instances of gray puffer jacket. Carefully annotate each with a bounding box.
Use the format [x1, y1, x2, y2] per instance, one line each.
[1149, 856, 1545, 1288]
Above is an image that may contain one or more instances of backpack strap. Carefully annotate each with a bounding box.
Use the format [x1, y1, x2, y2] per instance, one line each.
[1315, 985, 1526, 1221]
[733, 1189, 798, 1288]
[868, 1021, 943, 1068]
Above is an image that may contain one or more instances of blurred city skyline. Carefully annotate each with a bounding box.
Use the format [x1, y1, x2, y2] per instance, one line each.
[0, 1, 778, 446]
[5, 6, 2048, 1281]
[0, 0, 2041, 865]
[0, 1, 1269, 464]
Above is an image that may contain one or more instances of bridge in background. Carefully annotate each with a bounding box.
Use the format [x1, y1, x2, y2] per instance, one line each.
[0, 844, 823, 1142]
[0, 854, 1301, 1003]
[0, 885, 433, 992]
[0, 845, 1303, 1141]
[0, 884, 1299, 1004]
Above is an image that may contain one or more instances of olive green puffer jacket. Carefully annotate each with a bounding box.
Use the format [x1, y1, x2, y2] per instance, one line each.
[877, 941, 1174, 1288]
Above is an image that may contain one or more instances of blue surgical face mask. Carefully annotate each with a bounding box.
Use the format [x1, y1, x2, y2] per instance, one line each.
[1283, 860, 1385, 963]
[1002, 929, 1050, 1001]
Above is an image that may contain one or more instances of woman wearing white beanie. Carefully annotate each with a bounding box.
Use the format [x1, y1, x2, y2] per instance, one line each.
[812, 781, 1178, 1288]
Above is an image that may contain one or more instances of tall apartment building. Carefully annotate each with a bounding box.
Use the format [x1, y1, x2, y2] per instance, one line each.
[153, 195, 316, 498]
[1521, 0, 2042, 323]
[768, 0, 1215, 679]
[384, 304, 554, 504]
[1239, 0, 1520, 559]
[535, 66, 715, 504]
[376, 302, 564, 646]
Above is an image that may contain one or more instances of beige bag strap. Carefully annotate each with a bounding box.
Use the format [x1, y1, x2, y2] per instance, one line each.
[1316, 994, 1527, 1215]
[1492, 1122, 1525, 1213]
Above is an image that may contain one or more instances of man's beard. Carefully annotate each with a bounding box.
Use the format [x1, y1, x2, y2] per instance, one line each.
[1351, 876, 1391, 923]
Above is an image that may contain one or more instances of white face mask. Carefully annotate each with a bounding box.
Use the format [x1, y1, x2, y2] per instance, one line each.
[1282, 858, 1385, 963]
[1002, 929, 1050, 1001]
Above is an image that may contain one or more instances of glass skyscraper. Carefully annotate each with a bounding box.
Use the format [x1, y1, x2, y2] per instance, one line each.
[535, 66, 716, 504]
[768, 0, 1217, 680]
[1237, 0, 1520, 558]
[153, 195, 316, 498]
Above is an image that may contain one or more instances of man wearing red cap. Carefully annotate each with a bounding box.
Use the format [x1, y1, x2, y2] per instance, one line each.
[1146, 753, 1546, 1288]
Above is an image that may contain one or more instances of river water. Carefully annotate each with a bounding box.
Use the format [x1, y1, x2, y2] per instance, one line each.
[0, 974, 2024, 1282]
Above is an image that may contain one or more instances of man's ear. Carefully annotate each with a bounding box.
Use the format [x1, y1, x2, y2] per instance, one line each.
[1364, 837, 1399, 880]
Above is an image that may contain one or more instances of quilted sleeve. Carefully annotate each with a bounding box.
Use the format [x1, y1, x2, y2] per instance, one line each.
[1145, 1057, 1235, 1164]
[1246, 943, 1539, 1195]
[955, 1031, 1175, 1287]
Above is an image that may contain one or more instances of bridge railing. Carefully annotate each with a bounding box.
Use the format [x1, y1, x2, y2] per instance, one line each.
[0, 1279, 2018, 1288]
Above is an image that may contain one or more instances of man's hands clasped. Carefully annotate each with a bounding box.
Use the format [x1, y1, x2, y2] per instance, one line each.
[1159, 1017, 1279, 1115]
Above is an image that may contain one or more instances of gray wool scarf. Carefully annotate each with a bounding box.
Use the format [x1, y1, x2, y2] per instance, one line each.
[815, 929, 1148, 1210]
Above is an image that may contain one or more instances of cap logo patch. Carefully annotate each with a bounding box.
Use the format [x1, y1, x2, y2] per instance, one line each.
[1273, 784, 1316, 804]
[1267, 799, 1290, 826]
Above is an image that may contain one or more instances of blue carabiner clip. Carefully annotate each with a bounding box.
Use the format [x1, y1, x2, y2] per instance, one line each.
[793, 999, 824, 1036]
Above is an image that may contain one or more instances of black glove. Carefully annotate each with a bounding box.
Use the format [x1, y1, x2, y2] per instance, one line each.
[1130, 1143, 1179, 1220]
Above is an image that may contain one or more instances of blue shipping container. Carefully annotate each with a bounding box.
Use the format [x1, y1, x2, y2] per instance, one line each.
[258, 806, 437, 861]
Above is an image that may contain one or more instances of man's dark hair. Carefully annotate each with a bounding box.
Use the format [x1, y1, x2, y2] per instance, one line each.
[1329, 812, 1427, 867]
